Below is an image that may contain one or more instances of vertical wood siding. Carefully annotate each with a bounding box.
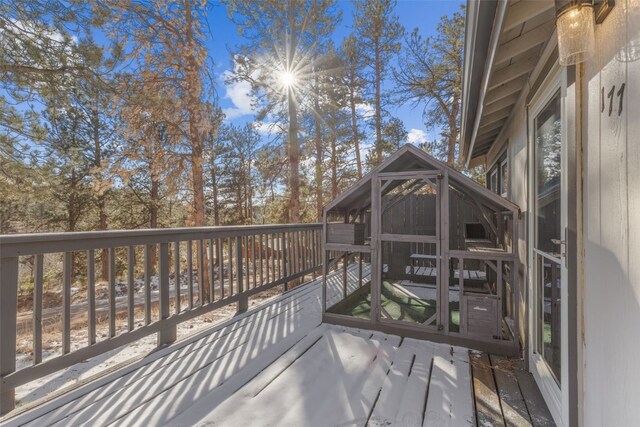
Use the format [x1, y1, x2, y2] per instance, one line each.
[583, 1, 640, 424]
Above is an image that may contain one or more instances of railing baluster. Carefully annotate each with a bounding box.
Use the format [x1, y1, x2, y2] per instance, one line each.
[209, 238, 215, 302]
[187, 241, 193, 309]
[174, 242, 181, 314]
[63, 252, 72, 352]
[33, 254, 43, 365]
[298, 231, 303, 274]
[282, 233, 288, 291]
[251, 235, 256, 289]
[228, 237, 234, 296]
[237, 236, 247, 312]
[108, 248, 116, 338]
[259, 234, 264, 286]
[244, 236, 250, 292]
[144, 245, 152, 325]
[298, 230, 304, 274]
[271, 233, 282, 282]
[266, 234, 271, 282]
[0, 223, 323, 410]
[0, 256, 18, 415]
[294, 231, 298, 277]
[304, 230, 309, 274]
[312, 229, 318, 279]
[127, 246, 135, 331]
[288, 232, 293, 276]
[295, 231, 300, 275]
[218, 239, 224, 299]
[287, 232, 298, 275]
[87, 250, 96, 345]
[197, 240, 204, 305]
[273, 233, 278, 280]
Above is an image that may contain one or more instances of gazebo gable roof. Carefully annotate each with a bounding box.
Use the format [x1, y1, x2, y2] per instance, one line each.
[323, 144, 519, 213]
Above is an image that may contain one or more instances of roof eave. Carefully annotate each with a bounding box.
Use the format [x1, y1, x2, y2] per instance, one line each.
[460, 0, 508, 168]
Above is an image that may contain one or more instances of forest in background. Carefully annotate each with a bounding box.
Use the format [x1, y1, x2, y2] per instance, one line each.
[1, 0, 480, 237]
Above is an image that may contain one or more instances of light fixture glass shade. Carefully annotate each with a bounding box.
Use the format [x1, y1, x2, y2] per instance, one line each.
[557, 3, 596, 66]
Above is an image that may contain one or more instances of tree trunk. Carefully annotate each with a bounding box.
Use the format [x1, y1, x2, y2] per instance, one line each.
[93, 108, 109, 281]
[211, 150, 220, 226]
[287, 1, 300, 223]
[349, 86, 362, 178]
[68, 168, 77, 233]
[184, 0, 209, 300]
[314, 71, 323, 221]
[446, 100, 459, 167]
[374, 37, 382, 166]
[149, 176, 159, 271]
[331, 137, 338, 199]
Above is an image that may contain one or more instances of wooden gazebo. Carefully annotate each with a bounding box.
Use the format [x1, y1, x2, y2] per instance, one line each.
[322, 144, 521, 354]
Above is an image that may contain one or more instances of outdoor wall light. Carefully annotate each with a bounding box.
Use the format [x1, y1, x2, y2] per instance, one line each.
[556, 0, 614, 66]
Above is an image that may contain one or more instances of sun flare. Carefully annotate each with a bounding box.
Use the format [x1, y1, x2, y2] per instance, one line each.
[280, 70, 297, 88]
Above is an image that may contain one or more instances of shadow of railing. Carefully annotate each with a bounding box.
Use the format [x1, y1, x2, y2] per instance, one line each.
[0, 224, 322, 415]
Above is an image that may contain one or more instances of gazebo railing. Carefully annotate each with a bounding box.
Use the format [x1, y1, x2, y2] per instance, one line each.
[0, 223, 322, 415]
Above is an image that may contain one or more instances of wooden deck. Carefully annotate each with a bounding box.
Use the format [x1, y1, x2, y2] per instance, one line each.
[470, 352, 555, 427]
[1, 271, 553, 427]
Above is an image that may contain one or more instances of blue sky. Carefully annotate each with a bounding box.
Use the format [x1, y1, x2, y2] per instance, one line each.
[207, 0, 464, 145]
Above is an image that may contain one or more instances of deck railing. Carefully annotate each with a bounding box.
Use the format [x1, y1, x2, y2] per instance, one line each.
[0, 223, 322, 415]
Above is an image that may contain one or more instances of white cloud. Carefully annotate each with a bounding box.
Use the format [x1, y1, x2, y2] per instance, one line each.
[253, 121, 281, 135]
[222, 69, 256, 120]
[355, 102, 375, 119]
[407, 128, 428, 146]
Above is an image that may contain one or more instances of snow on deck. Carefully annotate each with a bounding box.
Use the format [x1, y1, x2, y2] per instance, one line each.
[1, 270, 475, 427]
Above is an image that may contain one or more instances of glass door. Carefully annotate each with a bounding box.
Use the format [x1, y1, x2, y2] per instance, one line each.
[529, 76, 567, 423]
[377, 173, 440, 329]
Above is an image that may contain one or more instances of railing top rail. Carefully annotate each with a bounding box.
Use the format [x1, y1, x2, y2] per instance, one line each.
[0, 223, 322, 258]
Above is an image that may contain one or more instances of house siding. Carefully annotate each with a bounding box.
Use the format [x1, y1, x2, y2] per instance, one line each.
[582, 0, 640, 425]
[485, 97, 530, 350]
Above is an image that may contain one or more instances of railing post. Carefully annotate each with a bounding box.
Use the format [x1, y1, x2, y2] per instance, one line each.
[158, 243, 176, 346]
[236, 237, 248, 313]
[0, 256, 18, 415]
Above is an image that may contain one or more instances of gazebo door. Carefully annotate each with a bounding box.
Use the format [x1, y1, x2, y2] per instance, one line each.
[374, 172, 442, 330]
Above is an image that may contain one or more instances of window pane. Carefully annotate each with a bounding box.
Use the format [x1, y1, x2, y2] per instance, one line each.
[539, 255, 562, 384]
[500, 161, 508, 196]
[490, 170, 498, 193]
[535, 91, 562, 255]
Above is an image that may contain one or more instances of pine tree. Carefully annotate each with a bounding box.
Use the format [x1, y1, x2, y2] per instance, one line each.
[394, 7, 464, 167]
[352, 0, 404, 167]
[339, 35, 366, 178]
[225, 0, 340, 223]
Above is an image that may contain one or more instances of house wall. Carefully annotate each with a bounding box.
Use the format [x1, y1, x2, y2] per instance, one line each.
[582, 0, 640, 425]
[469, 1, 640, 423]
[486, 93, 529, 349]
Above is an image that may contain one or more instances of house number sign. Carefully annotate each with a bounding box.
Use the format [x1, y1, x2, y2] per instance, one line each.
[601, 83, 625, 116]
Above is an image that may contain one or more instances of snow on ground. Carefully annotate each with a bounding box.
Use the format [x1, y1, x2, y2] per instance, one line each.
[13, 274, 286, 409]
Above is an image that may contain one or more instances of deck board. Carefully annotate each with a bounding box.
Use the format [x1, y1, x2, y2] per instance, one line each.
[424, 344, 475, 426]
[490, 354, 532, 427]
[367, 345, 417, 426]
[470, 352, 556, 427]
[2, 265, 553, 427]
[22, 283, 323, 427]
[470, 351, 505, 427]
[512, 361, 555, 426]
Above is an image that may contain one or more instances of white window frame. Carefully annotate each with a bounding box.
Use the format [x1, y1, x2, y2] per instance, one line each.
[527, 63, 568, 427]
[499, 158, 508, 198]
